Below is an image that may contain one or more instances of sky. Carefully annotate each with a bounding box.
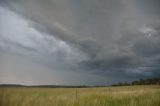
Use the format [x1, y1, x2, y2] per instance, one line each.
[0, 0, 160, 85]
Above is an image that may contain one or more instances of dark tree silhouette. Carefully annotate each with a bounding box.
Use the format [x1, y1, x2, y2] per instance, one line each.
[112, 77, 160, 86]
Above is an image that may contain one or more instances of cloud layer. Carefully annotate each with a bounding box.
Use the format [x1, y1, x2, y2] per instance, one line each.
[0, 0, 160, 85]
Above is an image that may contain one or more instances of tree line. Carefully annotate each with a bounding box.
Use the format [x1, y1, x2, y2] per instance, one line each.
[112, 77, 160, 86]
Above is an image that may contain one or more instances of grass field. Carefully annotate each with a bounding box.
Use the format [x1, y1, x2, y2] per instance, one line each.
[0, 85, 160, 106]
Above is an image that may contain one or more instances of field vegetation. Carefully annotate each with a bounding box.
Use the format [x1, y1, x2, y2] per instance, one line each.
[0, 85, 160, 106]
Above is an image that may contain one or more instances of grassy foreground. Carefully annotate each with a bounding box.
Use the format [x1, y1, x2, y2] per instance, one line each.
[0, 85, 160, 106]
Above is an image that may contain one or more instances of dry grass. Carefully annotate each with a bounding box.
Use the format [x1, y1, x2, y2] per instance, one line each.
[0, 85, 160, 106]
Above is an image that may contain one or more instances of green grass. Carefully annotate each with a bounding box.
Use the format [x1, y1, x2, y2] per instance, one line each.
[0, 85, 160, 106]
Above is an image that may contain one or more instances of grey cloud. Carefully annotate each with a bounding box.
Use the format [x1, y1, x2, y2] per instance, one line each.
[0, 5, 89, 72]
[0, 0, 160, 85]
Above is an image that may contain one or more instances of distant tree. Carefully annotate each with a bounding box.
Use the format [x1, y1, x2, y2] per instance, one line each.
[112, 77, 160, 86]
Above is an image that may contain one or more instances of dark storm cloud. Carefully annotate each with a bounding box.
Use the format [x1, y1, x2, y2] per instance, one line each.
[0, 0, 160, 85]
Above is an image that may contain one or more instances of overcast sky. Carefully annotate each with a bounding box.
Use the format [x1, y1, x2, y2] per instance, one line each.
[0, 0, 160, 85]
